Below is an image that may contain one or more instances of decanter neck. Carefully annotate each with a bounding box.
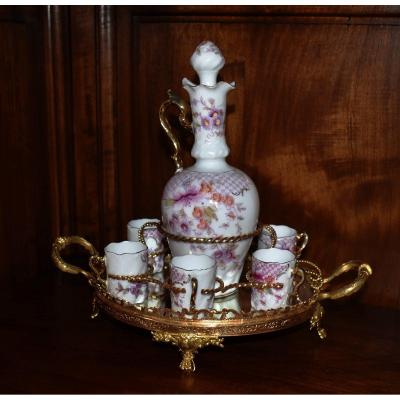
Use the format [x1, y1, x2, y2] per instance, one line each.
[182, 41, 235, 170]
[191, 126, 230, 162]
[183, 81, 235, 165]
[189, 158, 231, 173]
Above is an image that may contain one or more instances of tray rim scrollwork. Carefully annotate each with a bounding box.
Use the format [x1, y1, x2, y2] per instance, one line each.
[51, 235, 372, 372]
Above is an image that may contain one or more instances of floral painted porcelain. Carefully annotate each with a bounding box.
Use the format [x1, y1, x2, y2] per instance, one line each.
[251, 248, 296, 311]
[161, 41, 260, 297]
[105, 241, 148, 304]
[170, 254, 216, 313]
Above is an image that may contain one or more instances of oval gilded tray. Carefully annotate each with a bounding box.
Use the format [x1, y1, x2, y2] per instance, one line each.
[51, 235, 372, 372]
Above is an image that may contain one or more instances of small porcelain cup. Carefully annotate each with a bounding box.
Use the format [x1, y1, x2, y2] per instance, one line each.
[105, 241, 148, 304]
[127, 218, 165, 273]
[258, 224, 308, 257]
[170, 254, 216, 313]
[251, 248, 297, 311]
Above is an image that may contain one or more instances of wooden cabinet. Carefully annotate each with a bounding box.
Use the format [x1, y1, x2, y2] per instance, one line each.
[0, 6, 51, 282]
[1, 5, 399, 306]
[1, 5, 400, 394]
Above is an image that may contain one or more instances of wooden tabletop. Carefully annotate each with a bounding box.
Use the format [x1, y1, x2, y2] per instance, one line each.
[1, 269, 398, 394]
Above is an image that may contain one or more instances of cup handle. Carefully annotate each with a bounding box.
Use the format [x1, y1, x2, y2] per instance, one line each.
[138, 221, 163, 275]
[51, 236, 99, 281]
[296, 232, 309, 254]
[190, 277, 198, 310]
[318, 260, 372, 301]
[137, 221, 161, 245]
[262, 224, 277, 248]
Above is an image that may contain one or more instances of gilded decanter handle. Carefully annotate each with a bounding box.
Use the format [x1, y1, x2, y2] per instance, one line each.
[51, 236, 100, 281]
[159, 89, 192, 173]
[318, 260, 372, 301]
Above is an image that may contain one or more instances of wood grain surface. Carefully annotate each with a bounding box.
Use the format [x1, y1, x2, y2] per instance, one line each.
[0, 6, 52, 282]
[120, 9, 400, 309]
[1, 5, 399, 310]
[1, 269, 399, 394]
[1, 7, 399, 393]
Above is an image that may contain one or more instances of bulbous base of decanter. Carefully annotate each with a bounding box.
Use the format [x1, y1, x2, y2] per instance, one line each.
[161, 167, 260, 296]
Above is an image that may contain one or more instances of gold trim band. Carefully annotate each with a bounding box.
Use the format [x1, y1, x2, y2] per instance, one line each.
[159, 225, 262, 244]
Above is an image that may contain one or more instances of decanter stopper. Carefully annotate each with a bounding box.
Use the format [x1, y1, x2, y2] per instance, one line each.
[190, 41, 225, 86]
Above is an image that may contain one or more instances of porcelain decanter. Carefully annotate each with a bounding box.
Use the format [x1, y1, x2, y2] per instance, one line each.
[160, 41, 260, 297]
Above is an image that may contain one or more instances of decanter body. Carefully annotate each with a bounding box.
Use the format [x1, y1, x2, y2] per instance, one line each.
[161, 41, 260, 297]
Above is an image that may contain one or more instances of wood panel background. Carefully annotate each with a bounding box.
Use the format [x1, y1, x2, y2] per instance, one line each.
[0, 6, 51, 283]
[1, 5, 399, 309]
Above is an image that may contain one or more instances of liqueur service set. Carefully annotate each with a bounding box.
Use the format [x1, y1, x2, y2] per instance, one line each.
[52, 42, 372, 372]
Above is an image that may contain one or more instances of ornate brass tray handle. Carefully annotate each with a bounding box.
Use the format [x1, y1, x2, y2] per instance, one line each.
[52, 236, 372, 372]
[312, 261, 372, 339]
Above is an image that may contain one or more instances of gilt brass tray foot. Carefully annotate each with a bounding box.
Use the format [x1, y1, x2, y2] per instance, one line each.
[310, 302, 327, 340]
[151, 331, 224, 372]
[51, 236, 373, 372]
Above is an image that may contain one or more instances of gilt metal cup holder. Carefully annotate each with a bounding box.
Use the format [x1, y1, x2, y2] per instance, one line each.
[51, 235, 372, 372]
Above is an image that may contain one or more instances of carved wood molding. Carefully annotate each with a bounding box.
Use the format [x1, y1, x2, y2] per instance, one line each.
[96, 5, 119, 244]
[45, 5, 119, 246]
[45, 5, 74, 237]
